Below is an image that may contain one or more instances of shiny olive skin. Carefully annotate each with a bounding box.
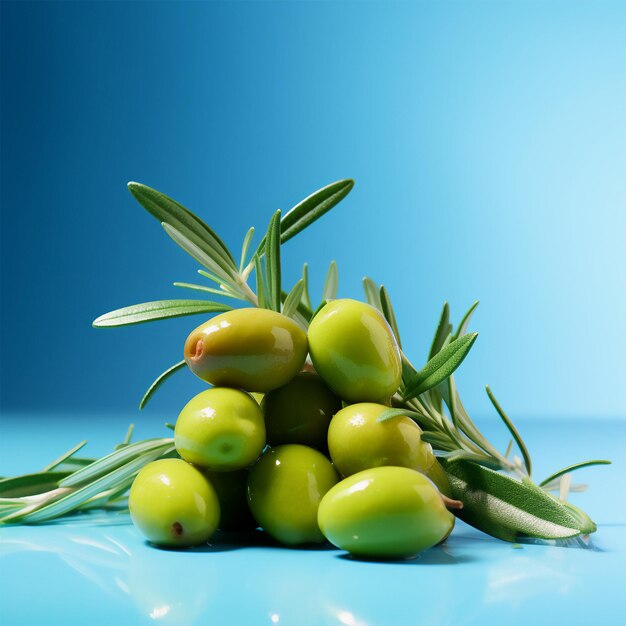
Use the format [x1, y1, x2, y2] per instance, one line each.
[129, 459, 220, 547]
[204, 470, 257, 531]
[175, 388, 266, 471]
[184, 308, 308, 392]
[308, 299, 402, 402]
[318, 466, 455, 558]
[263, 373, 342, 450]
[327, 402, 451, 495]
[247, 444, 339, 545]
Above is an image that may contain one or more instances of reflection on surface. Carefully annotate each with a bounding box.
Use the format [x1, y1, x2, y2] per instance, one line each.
[0, 516, 619, 626]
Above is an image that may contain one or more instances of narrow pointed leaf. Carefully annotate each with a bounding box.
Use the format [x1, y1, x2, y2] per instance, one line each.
[322, 261, 339, 301]
[301, 263, 312, 309]
[362, 277, 382, 310]
[453, 300, 479, 340]
[403, 333, 478, 400]
[486, 385, 532, 477]
[239, 227, 255, 273]
[255, 255, 268, 309]
[173, 282, 240, 299]
[255, 179, 354, 255]
[139, 360, 187, 410]
[539, 460, 611, 487]
[379, 286, 402, 349]
[41, 441, 88, 473]
[264, 210, 282, 312]
[0, 473, 71, 498]
[429, 302, 452, 359]
[282, 280, 305, 320]
[443, 460, 597, 541]
[93, 300, 233, 327]
[162, 222, 236, 282]
[128, 182, 237, 269]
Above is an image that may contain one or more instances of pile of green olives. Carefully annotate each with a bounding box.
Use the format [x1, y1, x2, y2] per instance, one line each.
[129, 299, 456, 558]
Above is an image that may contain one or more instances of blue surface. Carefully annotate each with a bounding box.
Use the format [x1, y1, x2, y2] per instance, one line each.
[1, 415, 624, 626]
[2, 0, 625, 419]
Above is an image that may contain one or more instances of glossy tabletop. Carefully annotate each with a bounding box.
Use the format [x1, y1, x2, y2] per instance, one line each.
[1, 414, 625, 626]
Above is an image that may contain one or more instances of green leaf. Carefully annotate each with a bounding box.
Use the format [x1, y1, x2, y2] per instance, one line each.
[486, 385, 532, 477]
[379, 286, 402, 349]
[59, 438, 174, 488]
[239, 227, 255, 273]
[403, 333, 478, 400]
[282, 280, 305, 320]
[443, 460, 597, 541]
[362, 277, 382, 310]
[301, 263, 312, 309]
[9, 444, 175, 524]
[0, 473, 70, 498]
[255, 179, 354, 256]
[128, 182, 237, 270]
[429, 302, 452, 360]
[41, 441, 88, 472]
[322, 261, 338, 301]
[264, 210, 282, 312]
[255, 255, 268, 309]
[139, 360, 187, 410]
[539, 460, 611, 487]
[93, 300, 233, 327]
[173, 282, 240, 299]
[162, 222, 235, 283]
[453, 300, 479, 340]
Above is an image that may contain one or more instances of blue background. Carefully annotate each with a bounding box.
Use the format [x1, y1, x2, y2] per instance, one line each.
[1, 0, 625, 420]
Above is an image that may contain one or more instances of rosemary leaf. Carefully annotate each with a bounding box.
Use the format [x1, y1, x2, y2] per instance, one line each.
[41, 441, 88, 472]
[486, 385, 532, 477]
[93, 300, 232, 327]
[162, 222, 237, 283]
[428, 302, 452, 360]
[453, 300, 479, 340]
[173, 282, 241, 299]
[322, 261, 338, 301]
[264, 210, 282, 312]
[255, 255, 268, 310]
[403, 333, 478, 400]
[128, 182, 237, 269]
[539, 460, 611, 487]
[282, 280, 305, 320]
[60, 438, 174, 487]
[379, 286, 402, 349]
[139, 360, 187, 410]
[362, 277, 382, 310]
[0, 473, 70, 498]
[301, 263, 312, 309]
[239, 227, 255, 273]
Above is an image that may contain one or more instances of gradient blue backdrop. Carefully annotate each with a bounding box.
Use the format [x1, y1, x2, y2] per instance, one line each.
[1, 0, 624, 420]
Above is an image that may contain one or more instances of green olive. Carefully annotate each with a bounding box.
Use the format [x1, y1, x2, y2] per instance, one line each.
[327, 402, 450, 494]
[263, 373, 342, 450]
[308, 299, 402, 402]
[184, 308, 308, 392]
[247, 444, 339, 545]
[175, 388, 266, 471]
[318, 466, 455, 558]
[129, 459, 220, 547]
[204, 470, 257, 531]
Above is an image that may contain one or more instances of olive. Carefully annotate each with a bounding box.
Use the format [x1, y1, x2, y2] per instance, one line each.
[263, 373, 342, 450]
[175, 388, 266, 471]
[308, 299, 402, 402]
[317, 466, 455, 558]
[247, 444, 339, 545]
[129, 459, 220, 547]
[204, 470, 257, 531]
[184, 308, 308, 392]
[327, 402, 451, 494]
